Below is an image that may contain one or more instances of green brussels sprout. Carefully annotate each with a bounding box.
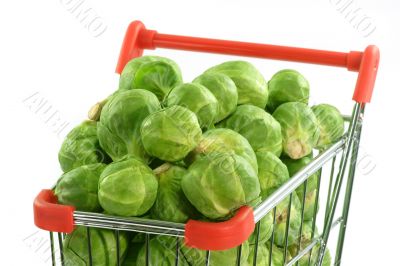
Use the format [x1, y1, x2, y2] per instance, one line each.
[97, 89, 161, 162]
[63, 226, 128, 266]
[205, 61, 269, 108]
[58, 121, 109, 172]
[312, 104, 345, 150]
[288, 223, 332, 266]
[266, 69, 310, 112]
[273, 194, 302, 247]
[283, 155, 319, 221]
[136, 236, 188, 266]
[181, 241, 249, 266]
[98, 158, 158, 216]
[193, 73, 238, 122]
[119, 56, 183, 100]
[219, 105, 282, 156]
[256, 151, 290, 199]
[122, 243, 141, 266]
[166, 83, 218, 128]
[273, 102, 320, 159]
[247, 244, 288, 266]
[141, 106, 202, 162]
[181, 152, 260, 219]
[55, 163, 106, 212]
[282, 154, 318, 193]
[150, 163, 198, 222]
[187, 128, 258, 174]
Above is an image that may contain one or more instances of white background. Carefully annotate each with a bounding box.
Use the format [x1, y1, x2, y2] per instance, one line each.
[0, 0, 398, 265]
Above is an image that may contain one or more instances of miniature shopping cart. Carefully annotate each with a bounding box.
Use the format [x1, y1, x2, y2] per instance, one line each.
[33, 21, 379, 266]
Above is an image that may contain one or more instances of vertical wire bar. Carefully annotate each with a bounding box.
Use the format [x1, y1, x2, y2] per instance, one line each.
[308, 168, 323, 266]
[283, 193, 293, 264]
[58, 233, 65, 266]
[268, 207, 277, 266]
[252, 222, 261, 266]
[205, 250, 211, 266]
[86, 227, 93, 266]
[324, 157, 337, 224]
[236, 244, 242, 266]
[49, 232, 56, 266]
[317, 103, 362, 265]
[115, 230, 120, 266]
[175, 237, 180, 266]
[145, 234, 150, 266]
[335, 106, 365, 265]
[295, 180, 308, 266]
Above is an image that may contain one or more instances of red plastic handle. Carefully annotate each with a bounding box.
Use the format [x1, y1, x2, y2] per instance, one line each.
[184, 206, 255, 251]
[116, 20, 379, 103]
[34, 189, 75, 233]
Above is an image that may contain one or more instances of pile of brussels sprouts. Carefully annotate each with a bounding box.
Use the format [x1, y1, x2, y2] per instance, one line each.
[55, 55, 344, 265]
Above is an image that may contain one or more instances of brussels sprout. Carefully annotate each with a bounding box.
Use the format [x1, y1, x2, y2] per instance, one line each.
[136, 236, 188, 266]
[150, 163, 198, 222]
[98, 158, 158, 216]
[219, 105, 282, 156]
[205, 61, 269, 108]
[58, 121, 108, 172]
[273, 194, 302, 247]
[288, 223, 332, 266]
[122, 243, 141, 266]
[141, 106, 202, 162]
[266, 69, 310, 112]
[256, 151, 290, 199]
[312, 104, 345, 150]
[282, 155, 318, 194]
[247, 244, 289, 266]
[63, 226, 128, 266]
[166, 83, 218, 128]
[181, 241, 249, 266]
[193, 73, 238, 122]
[97, 89, 161, 162]
[119, 56, 183, 100]
[273, 102, 320, 159]
[88, 98, 109, 121]
[283, 155, 319, 221]
[55, 163, 106, 212]
[181, 152, 260, 219]
[187, 128, 258, 174]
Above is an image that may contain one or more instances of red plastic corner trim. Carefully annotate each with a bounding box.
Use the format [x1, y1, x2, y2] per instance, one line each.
[352, 45, 380, 103]
[34, 189, 75, 233]
[184, 206, 255, 251]
[116, 21, 157, 74]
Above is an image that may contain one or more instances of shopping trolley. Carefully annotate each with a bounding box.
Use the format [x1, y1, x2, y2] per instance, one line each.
[33, 21, 379, 265]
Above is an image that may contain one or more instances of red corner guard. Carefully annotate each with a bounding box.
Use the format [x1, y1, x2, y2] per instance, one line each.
[34, 189, 75, 233]
[184, 206, 255, 251]
[352, 45, 380, 103]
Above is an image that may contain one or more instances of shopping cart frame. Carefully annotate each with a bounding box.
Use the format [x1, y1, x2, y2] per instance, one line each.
[33, 21, 379, 266]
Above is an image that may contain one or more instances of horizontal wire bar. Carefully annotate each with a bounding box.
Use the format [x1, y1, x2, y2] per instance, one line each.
[74, 221, 185, 237]
[73, 213, 185, 236]
[254, 138, 346, 222]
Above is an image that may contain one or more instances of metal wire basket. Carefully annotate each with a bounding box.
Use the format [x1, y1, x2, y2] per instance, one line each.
[33, 21, 379, 266]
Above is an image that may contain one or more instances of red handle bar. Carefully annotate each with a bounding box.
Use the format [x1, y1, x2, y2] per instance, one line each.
[116, 21, 379, 103]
